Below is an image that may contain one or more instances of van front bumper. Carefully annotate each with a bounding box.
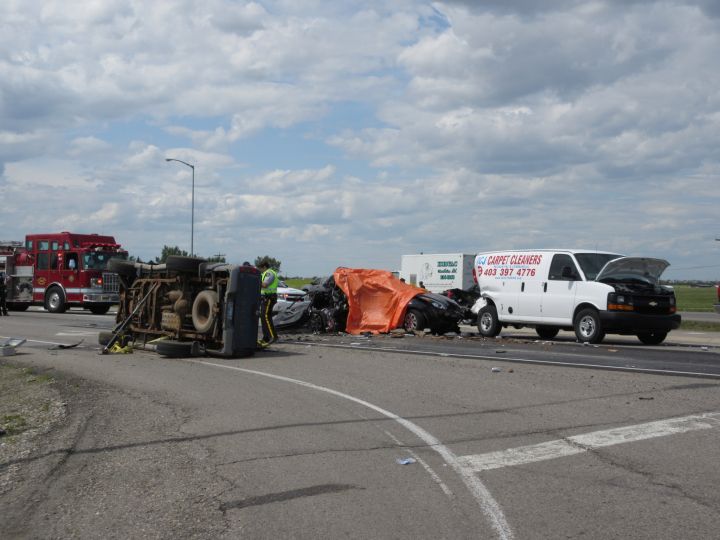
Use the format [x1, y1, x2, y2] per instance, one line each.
[599, 311, 681, 333]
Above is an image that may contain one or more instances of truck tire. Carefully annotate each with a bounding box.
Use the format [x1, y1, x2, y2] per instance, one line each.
[192, 290, 219, 333]
[637, 331, 667, 345]
[107, 258, 136, 277]
[403, 309, 426, 332]
[477, 305, 501, 337]
[7, 303, 29, 312]
[536, 326, 560, 340]
[89, 305, 111, 315]
[156, 340, 196, 358]
[166, 256, 205, 273]
[45, 287, 67, 313]
[574, 308, 605, 343]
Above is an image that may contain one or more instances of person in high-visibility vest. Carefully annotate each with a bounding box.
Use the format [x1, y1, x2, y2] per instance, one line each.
[258, 262, 279, 346]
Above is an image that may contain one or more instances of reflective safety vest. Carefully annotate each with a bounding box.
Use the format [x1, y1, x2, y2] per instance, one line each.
[261, 268, 279, 295]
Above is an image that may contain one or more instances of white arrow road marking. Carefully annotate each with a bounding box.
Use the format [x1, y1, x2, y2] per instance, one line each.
[458, 412, 720, 472]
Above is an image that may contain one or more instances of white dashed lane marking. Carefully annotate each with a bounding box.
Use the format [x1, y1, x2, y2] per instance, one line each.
[458, 412, 720, 472]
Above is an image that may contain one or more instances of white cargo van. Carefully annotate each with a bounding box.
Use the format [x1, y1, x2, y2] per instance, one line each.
[471, 249, 681, 344]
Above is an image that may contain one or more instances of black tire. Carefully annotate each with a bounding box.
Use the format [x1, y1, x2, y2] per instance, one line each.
[108, 258, 137, 277]
[89, 305, 111, 315]
[156, 340, 195, 358]
[192, 290, 219, 333]
[637, 331, 667, 345]
[7, 303, 29, 312]
[574, 308, 604, 343]
[98, 331, 114, 345]
[536, 326, 560, 340]
[166, 256, 206, 273]
[477, 305, 501, 337]
[45, 287, 67, 313]
[403, 309, 427, 332]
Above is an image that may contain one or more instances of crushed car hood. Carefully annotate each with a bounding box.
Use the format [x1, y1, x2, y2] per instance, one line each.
[595, 257, 670, 283]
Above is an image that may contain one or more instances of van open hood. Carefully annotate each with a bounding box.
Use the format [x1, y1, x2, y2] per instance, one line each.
[595, 257, 670, 284]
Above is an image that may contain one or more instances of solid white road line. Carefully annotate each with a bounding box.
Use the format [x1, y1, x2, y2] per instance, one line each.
[458, 412, 720, 472]
[190, 359, 515, 540]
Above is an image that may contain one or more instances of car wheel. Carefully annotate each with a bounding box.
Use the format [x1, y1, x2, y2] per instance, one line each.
[192, 290, 219, 333]
[45, 287, 67, 313]
[403, 309, 426, 332]
[637, 331, 667, 345]
[477, 305, 501, 337]
[536, 326, 560, 340]
[156, 340, 196, 358]
[166, 256, 205, 273]
[89, 305, 111, 315]
[574, 308, 604, 343]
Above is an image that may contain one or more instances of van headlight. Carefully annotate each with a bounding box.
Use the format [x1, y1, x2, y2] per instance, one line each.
[607, 292, 634, 311]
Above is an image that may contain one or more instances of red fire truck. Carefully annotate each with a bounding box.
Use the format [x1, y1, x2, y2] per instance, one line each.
[0, 241, 34, 311]
[1, 232, 128, 314]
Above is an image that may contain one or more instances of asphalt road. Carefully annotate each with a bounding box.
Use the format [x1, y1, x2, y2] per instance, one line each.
[2, 310, 720, 539]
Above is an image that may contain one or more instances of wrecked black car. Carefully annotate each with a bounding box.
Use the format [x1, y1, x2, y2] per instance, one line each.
[440, 284, 480, 324]
[403, 292, 465, 334]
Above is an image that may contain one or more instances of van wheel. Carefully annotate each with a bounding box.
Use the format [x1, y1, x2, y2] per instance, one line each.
[45, 287, 67, 313]
[536, 326, 559, 340]
[477, 305, 501, 337]
[403, 309, 426, 332]
[574, 308, 604, 343]
[637, 332, 667, 345]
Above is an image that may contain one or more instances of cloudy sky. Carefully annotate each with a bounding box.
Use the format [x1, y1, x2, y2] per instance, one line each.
[1, 0, 719, 279]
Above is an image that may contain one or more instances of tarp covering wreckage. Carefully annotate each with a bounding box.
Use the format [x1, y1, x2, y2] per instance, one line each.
[333, 268, 424, 334]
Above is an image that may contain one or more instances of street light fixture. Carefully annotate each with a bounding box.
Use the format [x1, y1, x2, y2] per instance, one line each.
[165, 158, 195, 256]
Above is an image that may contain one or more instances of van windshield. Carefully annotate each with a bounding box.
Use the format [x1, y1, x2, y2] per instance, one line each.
[574, 253, 622, 280]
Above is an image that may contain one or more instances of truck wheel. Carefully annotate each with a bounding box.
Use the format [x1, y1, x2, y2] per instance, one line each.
[536, 326, 560, 340]
[89, 306, 111, 315]
[156, 340, 196, 358]
[637, 331, 667, 345]
[45, 287, 67, 313]
[108, 258, 136, 277]
[166, 256, 205, 273]
[477, 305, 501, 337]
[403, 309, 426, 332]
[574, 308, 604, 343]
[7, 303, 29, 312]
[192, 290, 219, 333]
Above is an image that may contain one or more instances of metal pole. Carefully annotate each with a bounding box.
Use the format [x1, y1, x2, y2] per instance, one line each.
[165, 158, 195, 256]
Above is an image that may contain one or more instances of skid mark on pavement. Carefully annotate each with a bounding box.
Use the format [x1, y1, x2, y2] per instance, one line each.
[190, 359, 515, 540]
[459, 412, 720, 472]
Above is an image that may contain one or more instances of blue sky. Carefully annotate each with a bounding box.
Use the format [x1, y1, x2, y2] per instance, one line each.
[1, 0, 719, 279]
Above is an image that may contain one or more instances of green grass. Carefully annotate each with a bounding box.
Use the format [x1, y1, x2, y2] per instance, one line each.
[672, 285, 717, 312]
[282, 278, 313, 289]
[1, 414, 28, 435]
[679, 320, 720, 333]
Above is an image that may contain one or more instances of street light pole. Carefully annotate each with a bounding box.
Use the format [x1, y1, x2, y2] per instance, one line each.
[165, 158, 195, 256]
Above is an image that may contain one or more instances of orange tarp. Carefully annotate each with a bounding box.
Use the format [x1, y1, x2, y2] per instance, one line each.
[333, 268, 423, 334]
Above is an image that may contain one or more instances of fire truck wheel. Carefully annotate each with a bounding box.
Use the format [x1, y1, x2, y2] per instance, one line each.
[45, 287, 67, 313]
[7, 303, 29, 312]
[166, 256, 205, 273]
[90, 305, 111, 315]
[192, 290, 219, 333]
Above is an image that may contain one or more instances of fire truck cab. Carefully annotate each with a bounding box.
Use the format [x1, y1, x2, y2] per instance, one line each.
[25, 232, 127, 314]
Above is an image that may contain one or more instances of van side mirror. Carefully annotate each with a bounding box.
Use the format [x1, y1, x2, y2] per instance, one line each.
[561, 266, 576, 280]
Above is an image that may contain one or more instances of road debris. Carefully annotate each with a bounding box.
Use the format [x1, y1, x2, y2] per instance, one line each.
[491, 367, 502, 373]
[396, 457, 416, 465]
[49, 339, 83, 350]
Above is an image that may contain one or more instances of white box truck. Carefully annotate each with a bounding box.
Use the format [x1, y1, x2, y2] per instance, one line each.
[399, 253, 475, 293]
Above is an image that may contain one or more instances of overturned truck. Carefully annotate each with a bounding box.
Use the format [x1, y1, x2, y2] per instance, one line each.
[104, 256, 260, 357]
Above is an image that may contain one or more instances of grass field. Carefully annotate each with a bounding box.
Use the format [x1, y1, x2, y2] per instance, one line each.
[672, 285, 717, 312]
